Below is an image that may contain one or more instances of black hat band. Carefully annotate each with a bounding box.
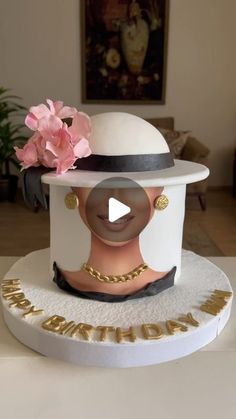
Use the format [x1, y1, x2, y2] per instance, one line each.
[75, 152, 174, 172]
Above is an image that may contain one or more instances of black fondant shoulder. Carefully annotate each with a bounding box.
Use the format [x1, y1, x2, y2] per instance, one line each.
[53, 263, 176, 303]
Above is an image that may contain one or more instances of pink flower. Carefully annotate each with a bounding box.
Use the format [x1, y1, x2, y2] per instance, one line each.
[73, 138, 91, 158]
[33, 132, 57, 169]
[69, 112, 92, 144]
[46, 99, 77, 119]
[33, 124, 87, 174]
[69, 112, 92, 159]
[37, 114, 63, 137]
[44, 124, 76, 174]
[15, 139, 39, 169]
[25, 99, 77, 131]
[17, 100, 92, 174]
[25, 104, 50, 131]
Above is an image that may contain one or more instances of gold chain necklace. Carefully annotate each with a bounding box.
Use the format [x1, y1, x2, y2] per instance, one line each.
[82, 263, 148, 284]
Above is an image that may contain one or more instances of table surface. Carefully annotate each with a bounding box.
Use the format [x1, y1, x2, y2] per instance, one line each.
[1, 256, 236, 419]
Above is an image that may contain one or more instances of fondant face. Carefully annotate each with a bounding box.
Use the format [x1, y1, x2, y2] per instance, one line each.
[73, 185, 163, 247]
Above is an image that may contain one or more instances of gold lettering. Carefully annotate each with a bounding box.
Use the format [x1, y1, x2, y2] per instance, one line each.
[142, 323, 164, 340]
[116, 327, 136, 343]
[211, 295, 228, 305]
[59, 321, 76, 335]
[42, 315, 66, 332]
[199, 289, 233, 316]
[1, 285, 21, 293]
[1, 279, 20, 286]
[70, 323, 93, 340]
[210, 296, 226, 309]
[96, 326, 115, 342]
[166, 320, 188, 335]
[178, 313, 199, 327]
[213, 289, 232, 299]
[200, 302, 221, 316]
[9, 298, 32, 309]
[23, 306, 44, 319]
[7, 292, 25, 301]
[3, 290, 24, 300]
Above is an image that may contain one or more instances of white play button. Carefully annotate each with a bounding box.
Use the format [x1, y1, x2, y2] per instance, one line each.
[108, 197, 131, 223]
[86, 177, 150, 242]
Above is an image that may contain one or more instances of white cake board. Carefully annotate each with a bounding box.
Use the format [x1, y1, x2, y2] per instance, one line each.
[1, 249, 233, 368]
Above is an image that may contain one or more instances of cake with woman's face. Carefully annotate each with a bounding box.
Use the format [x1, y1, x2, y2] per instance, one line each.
[4, 102, 231, 369]
[17, 103, 209, 302]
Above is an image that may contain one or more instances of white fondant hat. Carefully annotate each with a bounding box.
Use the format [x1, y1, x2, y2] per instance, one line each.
[42, 112, 209, 187]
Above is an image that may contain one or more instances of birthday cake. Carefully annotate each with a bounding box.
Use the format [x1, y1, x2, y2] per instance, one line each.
[0, 101, 233, 367]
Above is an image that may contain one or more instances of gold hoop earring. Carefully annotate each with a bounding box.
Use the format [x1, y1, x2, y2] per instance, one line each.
[154, 195, 169, 210]
[65, 193, 79, 210]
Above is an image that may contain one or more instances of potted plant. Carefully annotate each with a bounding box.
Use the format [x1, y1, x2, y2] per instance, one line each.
[0, 87, 27, 201]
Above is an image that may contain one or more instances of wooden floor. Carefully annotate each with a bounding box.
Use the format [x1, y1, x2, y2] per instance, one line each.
[0, 190, 236, 257]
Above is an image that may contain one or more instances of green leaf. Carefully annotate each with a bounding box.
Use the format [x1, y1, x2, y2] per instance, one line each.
[0, 86, 27, 173]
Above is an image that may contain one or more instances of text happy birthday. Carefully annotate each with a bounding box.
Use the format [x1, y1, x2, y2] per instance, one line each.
[1, 279, 232, 343]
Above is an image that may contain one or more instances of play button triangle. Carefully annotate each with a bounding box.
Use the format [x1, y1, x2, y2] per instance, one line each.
[108, 197, 131, 223]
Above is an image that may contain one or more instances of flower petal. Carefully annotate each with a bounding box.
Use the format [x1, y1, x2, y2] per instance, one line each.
[45, 141, 59, 157]
[46, 99, 55, 114]
[57, 106, 78, 119]
[15, 142, 39, 169]
[25, 113, 38, 131]
[46, 99, 64, 115]
[73, 138, 92, 158]
[40, 150, 57, 168]
[58, 123, 72, 142]
[38, 115, 63, 137]
[69, 111, 91, 142]
[56, 156, 76, 174]
[29, 103, 51, 119]
[14, 146, 25, 161]
[30, 131, 42, 143]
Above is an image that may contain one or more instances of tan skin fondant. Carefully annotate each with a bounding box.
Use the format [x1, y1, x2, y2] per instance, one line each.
[62, 186, 168, 295]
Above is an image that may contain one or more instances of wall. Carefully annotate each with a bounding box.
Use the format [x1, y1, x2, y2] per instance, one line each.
[1, 0, 236, 186]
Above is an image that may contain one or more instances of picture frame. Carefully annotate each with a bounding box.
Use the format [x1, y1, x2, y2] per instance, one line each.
[81, 0, 169, 104]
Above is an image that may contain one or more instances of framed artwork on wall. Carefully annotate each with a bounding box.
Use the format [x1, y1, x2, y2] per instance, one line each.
[81, 0, 169, 104]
